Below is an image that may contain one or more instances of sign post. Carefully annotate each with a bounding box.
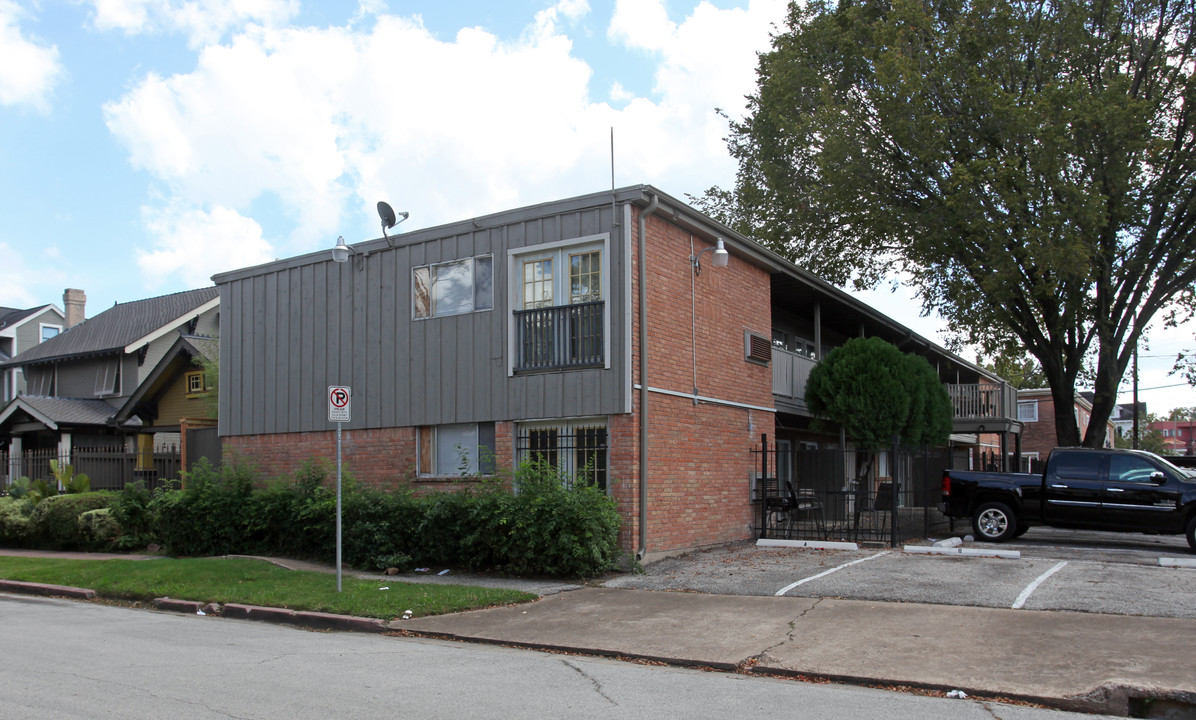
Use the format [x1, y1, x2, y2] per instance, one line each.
[328, 386, 351, 591]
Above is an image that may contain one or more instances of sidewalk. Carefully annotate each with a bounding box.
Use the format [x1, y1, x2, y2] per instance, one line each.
[3, 549, 1193, 716]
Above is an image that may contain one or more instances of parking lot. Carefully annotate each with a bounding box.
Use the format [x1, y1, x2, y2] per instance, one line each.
[603, 527, 1196, 619]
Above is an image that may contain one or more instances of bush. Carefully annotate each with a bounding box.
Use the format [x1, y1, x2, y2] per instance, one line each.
[150, 459, 255, 556]
[245, 461, 337, 559]
[490, 461, 621, 576]
[28, 492, 115, 550]
[109, 480, 160, 550]
[77, 508, 122, 550]
[0, 496, 35, 547]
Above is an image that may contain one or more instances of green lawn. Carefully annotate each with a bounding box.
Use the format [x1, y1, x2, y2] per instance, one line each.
[0, 556, 536, 620]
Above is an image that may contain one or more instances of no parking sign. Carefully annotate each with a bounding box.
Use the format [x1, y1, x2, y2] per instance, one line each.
[328, 385, 351, 423]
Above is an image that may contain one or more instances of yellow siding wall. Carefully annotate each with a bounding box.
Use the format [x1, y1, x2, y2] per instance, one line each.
[155, 370, 213, 426]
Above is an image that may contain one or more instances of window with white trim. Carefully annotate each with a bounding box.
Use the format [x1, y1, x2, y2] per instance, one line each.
[417, 423, 496, 476]
[1017, 401, 1038, 422]
[510, 236, 608, 373]
[413, 255, 493, 319]
[94, 357, 121, 397]
[40, 324, 61, 343]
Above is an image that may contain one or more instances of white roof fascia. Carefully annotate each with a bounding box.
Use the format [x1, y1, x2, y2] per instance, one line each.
[123, 297, 220, 354]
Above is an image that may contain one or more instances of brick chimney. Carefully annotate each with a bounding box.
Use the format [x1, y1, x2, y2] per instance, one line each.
[63, 288, 86, 328]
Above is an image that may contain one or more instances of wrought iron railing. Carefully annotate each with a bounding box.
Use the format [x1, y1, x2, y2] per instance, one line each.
[513, 301, 604, 371]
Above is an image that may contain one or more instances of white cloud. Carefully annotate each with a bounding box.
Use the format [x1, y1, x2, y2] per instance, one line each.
[0, 241, 67, 308]
[0, 0, 64, 112]
[104, 2, 789, 287]
[139, 204, 276, 287]
[86, 0, 300, 47]
[0, 243, 38, 307]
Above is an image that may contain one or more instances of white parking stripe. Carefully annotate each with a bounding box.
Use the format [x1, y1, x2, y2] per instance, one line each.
[774, 551, 891, 596]
[1011, 561, 1068, 609]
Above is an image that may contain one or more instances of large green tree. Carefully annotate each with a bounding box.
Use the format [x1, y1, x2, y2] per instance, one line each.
[709, 0, 1196, 448]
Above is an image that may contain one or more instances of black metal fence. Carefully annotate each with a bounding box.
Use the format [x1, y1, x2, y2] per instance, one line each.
[752, 437, 954, 546]
[514, 427, 608, 491]
[2, 446, 181, 493]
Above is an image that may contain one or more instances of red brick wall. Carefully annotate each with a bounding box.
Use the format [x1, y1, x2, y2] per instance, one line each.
[223, 422, 516, 494]
[1020, 397, 1058, 460]
[632, 210, 775, 554]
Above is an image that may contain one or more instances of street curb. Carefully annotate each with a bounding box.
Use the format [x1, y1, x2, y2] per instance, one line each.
[0, 579, 96, 600]
[153, 598, 205, 613]
[221, 603, 387, 633]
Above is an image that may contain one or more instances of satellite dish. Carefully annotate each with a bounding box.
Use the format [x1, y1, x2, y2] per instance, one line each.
[377, 201, 409, 244]
[378, 201, 397, 231]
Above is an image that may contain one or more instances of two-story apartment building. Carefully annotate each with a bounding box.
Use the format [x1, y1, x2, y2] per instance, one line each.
[213, 186, 1015, 558]
[0, 288, 220, 488]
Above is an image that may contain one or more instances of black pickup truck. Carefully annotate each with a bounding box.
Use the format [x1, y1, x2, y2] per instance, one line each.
[940, 447, 1196, 550]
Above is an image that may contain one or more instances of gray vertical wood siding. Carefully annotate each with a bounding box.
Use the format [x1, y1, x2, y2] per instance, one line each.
[217, 199, 631, 436]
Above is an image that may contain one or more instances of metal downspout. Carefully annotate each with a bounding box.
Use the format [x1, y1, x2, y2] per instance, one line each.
[638, 192, 659, 559]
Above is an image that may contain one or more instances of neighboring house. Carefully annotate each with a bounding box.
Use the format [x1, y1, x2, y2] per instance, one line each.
[1016, 388, 1116, 469]
[1149, 420, 1196, 456]
[0, 288, 219, 489]
[212, 185, 1017, 558]
[0, 290, 77, 402]
[1080, 392, 1143, 440]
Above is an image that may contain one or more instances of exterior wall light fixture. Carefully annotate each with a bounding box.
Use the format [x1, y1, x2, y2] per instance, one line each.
[692, 238, 729, 276]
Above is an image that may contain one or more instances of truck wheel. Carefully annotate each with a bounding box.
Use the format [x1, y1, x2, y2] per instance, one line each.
[972, 501, 1018, 543]
[1186, 516, 1196, 553]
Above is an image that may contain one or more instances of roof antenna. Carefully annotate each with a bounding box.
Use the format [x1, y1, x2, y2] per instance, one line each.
[377, 201, 409, 246]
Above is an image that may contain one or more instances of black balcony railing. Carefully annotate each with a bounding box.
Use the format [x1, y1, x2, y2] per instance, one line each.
[514, 301, 604, 371]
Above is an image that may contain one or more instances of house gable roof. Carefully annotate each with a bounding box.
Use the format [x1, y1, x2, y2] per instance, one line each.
[4, 288, 218, 367]
[114, 334, 218, 424]
[0, 395, 120, 430]
[0, 304, 60, 335]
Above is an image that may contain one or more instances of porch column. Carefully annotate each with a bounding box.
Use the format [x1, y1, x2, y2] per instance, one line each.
[6, 436, 20, 488]
[57, 433, 72, 491]
[814, 302, 822, 359]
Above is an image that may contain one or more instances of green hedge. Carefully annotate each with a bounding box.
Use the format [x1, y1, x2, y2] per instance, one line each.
[5, 458, 621, 578]
[28, 492, 116, 550]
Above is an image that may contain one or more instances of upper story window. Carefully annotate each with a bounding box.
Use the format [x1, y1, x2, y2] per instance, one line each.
[95, 357, 121, 397]
[509, 235, 609, 374]
[185, 370, 211, 398]
[1017, 401, 1038, 422]
[40, 324, 61, 343]
[519, 246, 603, 310]
[413, 255, 493, 319]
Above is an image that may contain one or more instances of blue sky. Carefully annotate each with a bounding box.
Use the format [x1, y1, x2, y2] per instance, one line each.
[1, 0, 1193, 415]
